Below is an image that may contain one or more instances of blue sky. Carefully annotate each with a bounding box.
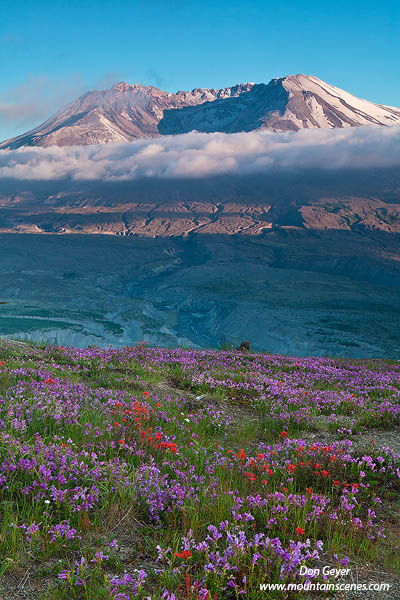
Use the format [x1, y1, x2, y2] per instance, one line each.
[0, 0, 399, 139]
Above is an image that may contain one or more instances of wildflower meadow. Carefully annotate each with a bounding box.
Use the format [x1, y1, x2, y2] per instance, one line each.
[0, 341, 399, 599]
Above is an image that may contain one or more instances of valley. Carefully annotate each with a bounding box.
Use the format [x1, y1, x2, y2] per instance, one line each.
[0, 231, 399, 357]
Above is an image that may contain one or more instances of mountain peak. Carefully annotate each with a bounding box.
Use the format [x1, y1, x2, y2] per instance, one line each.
[112, 81, 133, 91]
[111, 81, 153, 92]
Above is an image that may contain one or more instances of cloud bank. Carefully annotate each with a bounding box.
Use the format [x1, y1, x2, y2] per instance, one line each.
[1, 126, 400, 181]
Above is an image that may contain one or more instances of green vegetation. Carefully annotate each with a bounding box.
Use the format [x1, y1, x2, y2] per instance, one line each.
[0, 341, 398, 599]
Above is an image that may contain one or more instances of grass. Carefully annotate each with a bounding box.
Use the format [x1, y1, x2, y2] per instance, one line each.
[0, 340, 398, 599]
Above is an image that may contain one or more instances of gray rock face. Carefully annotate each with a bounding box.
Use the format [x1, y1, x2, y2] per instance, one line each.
[2, 75, 400, 149]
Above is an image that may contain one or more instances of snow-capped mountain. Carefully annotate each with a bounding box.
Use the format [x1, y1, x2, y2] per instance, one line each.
[160, 74, 400, 134]
[0, 82, 254, 149]
[1, 74, 400, 149]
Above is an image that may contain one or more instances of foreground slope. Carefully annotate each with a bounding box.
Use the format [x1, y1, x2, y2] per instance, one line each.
[0, 341, 398, 599]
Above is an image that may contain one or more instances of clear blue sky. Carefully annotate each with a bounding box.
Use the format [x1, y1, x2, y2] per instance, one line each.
[0, 0, 399, 139]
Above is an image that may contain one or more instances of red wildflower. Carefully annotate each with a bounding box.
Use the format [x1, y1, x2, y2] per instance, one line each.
[295, 527, 304, 535]
[280, 431, 288, 439]
[174, 550, 192, 559]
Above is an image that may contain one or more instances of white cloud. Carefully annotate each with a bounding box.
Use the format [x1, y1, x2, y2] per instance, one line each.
[1, 125, 400, 181]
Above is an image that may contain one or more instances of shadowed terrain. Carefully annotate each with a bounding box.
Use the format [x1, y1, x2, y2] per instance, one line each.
[0, 229, 399, 356]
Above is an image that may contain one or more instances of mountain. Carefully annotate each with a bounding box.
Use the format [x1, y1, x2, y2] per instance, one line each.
[0, 82, 254, 149]
[1, 75, 400, 149]
[159, 74, 400, 134]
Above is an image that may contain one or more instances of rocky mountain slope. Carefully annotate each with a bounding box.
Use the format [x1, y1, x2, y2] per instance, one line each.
[2, 75, 400, 149]
[1, 168, 400, 236]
